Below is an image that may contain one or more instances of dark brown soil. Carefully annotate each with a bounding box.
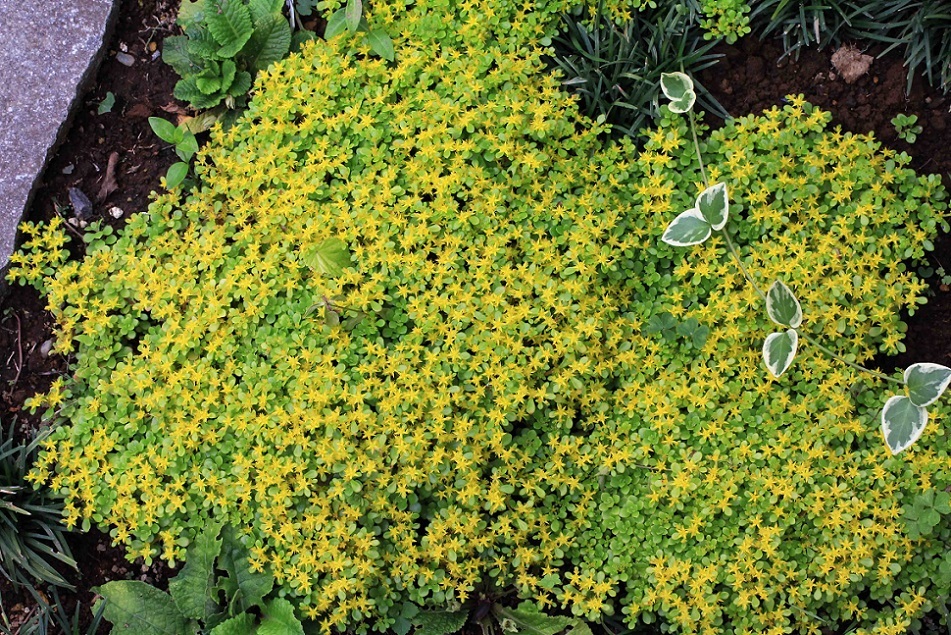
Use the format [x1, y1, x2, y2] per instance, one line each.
[1, 2, 950, 631]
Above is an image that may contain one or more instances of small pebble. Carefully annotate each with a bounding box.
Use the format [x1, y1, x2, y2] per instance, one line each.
[148, 41, 157, 52]
[119, 42, 128, 52]
[62, 164, 74, 174]
[39, 339, 54, 357]
[109, 206, 125, 219]
[116, 52, 135, 66]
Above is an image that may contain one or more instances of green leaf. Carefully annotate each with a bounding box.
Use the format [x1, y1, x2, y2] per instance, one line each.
[176, 132, 200, 161]
[196, 74, 223, 95]
[205, 0, 254, 57]
[881, 395, 928, 454]
[161, 35, 203, 75]
[766, 280, 803, 329]
[763, 329, 797, 378]
[904, 362, 951, 407]
[695, 182, 728, 230]
[218, 525, 274, 613]
[345, 0, 363, 33]
[177, 0, 206, 30]
[228, 71, 253, 97]
[97, 92, 116, 115]
[95, 581, 189, 635]
[565, 621, 593, 635]
[659, 72, 693, 102]
[248, 0, 284, 23]
[166, 162, 190, 189]
[661, 208, 711, 247]
[209, 612, 258, 635]
[363, 29, 394, 61]
[302, 237, 353, 276]
[220, 59, 237, 91]
[242, 12, 292, 73]
[643, 312, 678, 342]
[493, 606, 572, 635]
[324, 8, 348, 38]
[258, 598, 304, 635]
[149, 117, 181, 144]
[174, 77, 226, 108]
[413, 611, 468, 635]
[168, 522, 224, 621]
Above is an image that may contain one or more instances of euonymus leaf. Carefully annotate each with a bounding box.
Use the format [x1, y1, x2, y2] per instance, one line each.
[345, 0, 363, 33]
[217, 525, 274, 613]
[493, 606, 573, 635]
[302, 237, 353, 276]
[177, 132, 200, 160]
[881, 395, 928, 454]
[168, 522, 223, 622]
[364, 29, 395, 61]
[413, 611, 468, 635]
[659, 72, 693, 102]
[95, 581, 188, 635]
[661, 208, 711, 247]
[209, 612, 257, 635]
[205, 0, 254, 58]
[763, 329, 798, 378]
[904, 362, 951, 407]
[149, 117, 181, 145]
[766, 280, 803, 328]
[696, 182, 728, 230]
[258, 598, 304, 635]
[324, 8, 348, 38]
[166, 162, 190, 189]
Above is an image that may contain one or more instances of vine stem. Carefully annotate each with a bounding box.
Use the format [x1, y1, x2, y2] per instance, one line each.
[687, 110, 708, 187]
[796, 331, 904, 386]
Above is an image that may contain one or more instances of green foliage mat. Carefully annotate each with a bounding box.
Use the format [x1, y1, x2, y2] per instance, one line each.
[8, 1, 951, 634]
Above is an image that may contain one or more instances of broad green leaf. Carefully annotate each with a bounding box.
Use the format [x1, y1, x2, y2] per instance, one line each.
[414, 611, 468, 635]
[766, 280, 803, 328]
[161, 35, 202, 76]
[168, 522, 224, 621]
[493, 606, 572, 635]
[763, 329, 798, 378]
[345, 0, 363, 33]
[881, 395, 928, 454]
[177, 0, 206, 30]
[302, 237, 353, 276]
[165, 162, 190, 189]
[695, 182, 728, 230]
[196, 74, 223, 95]
[659, 72, 693, 102]
[258, 598, 304, 635]
[205, 0, 254, 57]
[393, 601, 419, 635]
[661, 208, 711, 247]
[324, 8, 348, 38]
[209, 612, 257, 635]
[247, 0, 284, 23]
[364, 29, 394, 61]
[217, 525, 274, 613]
[95, 581, 189, 635]
[904, 362, 951, 407]
[227, 71, 253, 98]
[149, 117, 181, 144]
[174, 77, 226, 108]
[565, 621, 593, 635]
[220, 59, 237, 92]
[243, 12, 292, 72]
[177, 132, 199, 160]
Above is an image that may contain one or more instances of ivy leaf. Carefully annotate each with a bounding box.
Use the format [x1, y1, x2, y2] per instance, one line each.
[659, 72, 696, 114]
[345, 0, 363, 33]
[258, 598, 304, 635]
[766, 280, 803, 329]
[168, 522, 223, 622]
[94, 581, 189, 635]
[413, 611, 468, 635]
[302, 237, 352, 276]
[205, 0, 254, 58]
[661, 208, 711, 247]
[363, 29, 395, 61]
[695, 182, 728, 230]
[763, 329, 798, 378]
[904, 362, 951, 407]
[881, 395, 928, 454]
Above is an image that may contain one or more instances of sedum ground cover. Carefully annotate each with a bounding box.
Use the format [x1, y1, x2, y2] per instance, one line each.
[8, 0, 951, 633]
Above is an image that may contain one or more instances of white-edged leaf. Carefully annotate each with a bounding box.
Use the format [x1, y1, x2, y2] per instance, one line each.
[660, 72, 694, 102]
[667, 92, 696, 114]
[763, 329, 798, 378]
[661, 208, 711, 247]
[881, 395, 929, 454]
[696, 182, 728, 230]
[904, 363, 951, 407]
[766, 280, 802, 328]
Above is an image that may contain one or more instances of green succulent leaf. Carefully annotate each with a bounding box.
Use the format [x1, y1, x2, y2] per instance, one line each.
[413, 611, 468, 635]
[205, 0, 254, 58]
[695, 182, 728, 230]
[258, 598, 304, 635]
[364, 29, 395, 61]
[904, 362, 951, 407]
[168, 522, 223, 621]
[95, 581, 189, 635]
[763, 329, 798, 378]
[766, 280, 803, 329]
[881, 395, 928, 454]
[661, 208, 711, 247]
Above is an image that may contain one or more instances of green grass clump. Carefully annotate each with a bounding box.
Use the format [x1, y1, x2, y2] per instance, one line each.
[7, 0, 951, 634]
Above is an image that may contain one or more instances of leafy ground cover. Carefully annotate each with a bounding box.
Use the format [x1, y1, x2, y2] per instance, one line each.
[3, 0, 951, 634]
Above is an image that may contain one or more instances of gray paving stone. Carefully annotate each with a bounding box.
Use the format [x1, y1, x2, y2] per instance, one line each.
[0, 0, 118, 284]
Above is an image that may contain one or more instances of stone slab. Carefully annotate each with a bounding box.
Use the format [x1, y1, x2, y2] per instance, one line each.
[0, 0, 118, 282]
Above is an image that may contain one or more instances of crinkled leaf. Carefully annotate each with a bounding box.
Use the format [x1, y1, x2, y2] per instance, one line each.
[493, 606, 572, 635]
[168, 522, 223, 621]
[177, 0, 206, 30]
[205, 0, 254, 57]
[766, 280, 803, 328]
[413, 611, 468, 635]
[247, 0, 284, 23]
[881, 395, 928, 454]
[302, 237, 353, 276]
[324, 8, 348, 38]
[209, 612, 257, 635]
[345, 0, 363, 33]
[763, 329, 798, 378]
[904, 362, 951, 407]
[161, 35, 202, 75]
[217, 525, 273, 613]
[695, 182, 728, 230]
[174, 77, 226, 108]
[227, 71, 253, 97]
[243, 12, 292, 72]
[364, 29, 394, 61]
[660, 72, 693, 102]
[661, 208, 711, 247]
[94, 581, 188, 635]
[565, 621, 593, 635]
[258, 598, 304, 635]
